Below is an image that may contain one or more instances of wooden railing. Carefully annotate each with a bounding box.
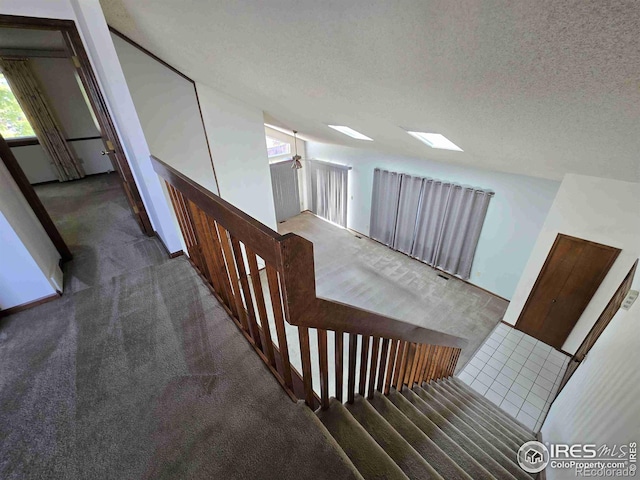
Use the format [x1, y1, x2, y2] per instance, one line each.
[152, 155, 467, 409]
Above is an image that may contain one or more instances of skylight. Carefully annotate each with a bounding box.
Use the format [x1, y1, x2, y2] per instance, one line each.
[407, 132, 463, 152]
[328, 125, 373, 141]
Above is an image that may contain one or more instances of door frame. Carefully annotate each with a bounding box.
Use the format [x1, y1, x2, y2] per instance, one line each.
[0, 14, 154, 239]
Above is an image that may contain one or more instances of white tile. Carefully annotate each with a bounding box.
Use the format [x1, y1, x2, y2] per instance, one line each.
[500, 365, 519, 381]
[490, 381, 509, 397]
[500, 398, 520, 417]
[542, 360, 562, 375]
[510, 351, 528, 365]
[523, 360, 542, 374]
[485, 338, 501, 349]
[505, 358, 524, 372]
[509, 381, 530, 399]
[535, 342, 553, 355]
[495, 344, 514, 357]
[514, 374, 535, 390]
[505, 390, 525, 408]
[492, 351, 510, 363]
[476, 371, 495, 387]
[485, 388, 504, 406]
[535, 420, 543, 432]
[521, 400, 542, 420]
[546, 350, 566, 366]
[506, 329, 524, 341]
[492, 328, 507, 340]
[464, 364, 481, 378]
[487, 356, 505, 371]
[516, 410, 538, 430]
[502, 338, 519, 350]
[519, 334, 537, 346]
[526, 391, 546, 409]
[481, 364, 500, 380]
[495, 373, 514, 389]
[496, 323, 510, 334]
[471, 379, 490, 395]
[530, 383, 551, 401]
[480, 345, 496, 357]
[539, 367, 558, 383]
[535, 375, 554, 391]
[520, 366, 538, 381]
[475, 350, 492, 363]
[458, 371, 475, 386]
[528, 353, 547, 367]
[469, 357, 486, 371]
[513, 343, 534, 357]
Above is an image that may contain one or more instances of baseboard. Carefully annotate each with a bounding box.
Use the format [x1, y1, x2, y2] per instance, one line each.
[154, 231, 184, 259]
[0, 292, 61, 318]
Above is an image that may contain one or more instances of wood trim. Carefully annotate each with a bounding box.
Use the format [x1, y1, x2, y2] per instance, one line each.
[0, 292, 60, 318]
[7, 135, 103, 148]
[0, 133, 73, 262]
[154, 230, 184, 259]
[0, 15, 75, 30]
[499, 320, 573, 358]
[0, 47, 68, 58]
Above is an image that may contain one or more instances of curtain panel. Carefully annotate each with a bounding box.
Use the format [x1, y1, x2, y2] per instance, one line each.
[370, 168, 494, 279]
[270, 161, 301, 222]
[0, 58, 85, 182]
[308, 160, 350, 227]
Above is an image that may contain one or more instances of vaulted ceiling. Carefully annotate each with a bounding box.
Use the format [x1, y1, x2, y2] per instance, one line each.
[100, 0, 640, 181]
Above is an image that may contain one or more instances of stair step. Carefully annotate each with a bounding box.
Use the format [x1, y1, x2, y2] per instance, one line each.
[434, 380, 532, 445]
[346, 395, 443, 480]
[297, 401, 365, 480]
[316, 398, 409, 480]
[424, 382, 524, 449]
[449, 377, 536, 437]
[398, 387, 532, 480]
[369, 391, 487, 480]
[389, 389, 502, 479]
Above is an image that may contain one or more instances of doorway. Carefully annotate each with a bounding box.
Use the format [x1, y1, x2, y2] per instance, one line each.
[515, 233, 621, 349]
[0, 14, 153, 265]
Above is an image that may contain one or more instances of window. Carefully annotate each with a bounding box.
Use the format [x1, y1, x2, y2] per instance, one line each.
[266, 136, 291, 158]
[0, 74, 36, 139]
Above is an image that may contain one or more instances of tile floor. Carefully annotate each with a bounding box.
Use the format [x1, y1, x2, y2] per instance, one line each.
[457, 323, 570, 431]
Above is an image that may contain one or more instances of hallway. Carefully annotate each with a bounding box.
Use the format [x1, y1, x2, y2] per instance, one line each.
[0, 175, 357, 479]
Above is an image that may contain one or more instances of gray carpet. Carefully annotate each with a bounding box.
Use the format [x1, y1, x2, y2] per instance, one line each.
[0, 175, 360, 479]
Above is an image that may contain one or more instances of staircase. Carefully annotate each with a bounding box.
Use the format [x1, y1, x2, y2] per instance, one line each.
[316, 377, 536, 480]
[151, 155, 535, 480]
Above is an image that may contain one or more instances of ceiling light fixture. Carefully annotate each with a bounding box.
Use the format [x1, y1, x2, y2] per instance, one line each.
[407, 132, 463, 151]
[328, 125, 373, 141]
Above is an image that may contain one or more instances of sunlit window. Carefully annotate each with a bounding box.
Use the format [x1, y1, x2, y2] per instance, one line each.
[266, 136, 291, 158]
[0, 74, 36, 139]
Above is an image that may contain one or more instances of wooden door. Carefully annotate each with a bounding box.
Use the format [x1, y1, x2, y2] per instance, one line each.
[556, 259, 637, 394]
[515, 234, 620, 349]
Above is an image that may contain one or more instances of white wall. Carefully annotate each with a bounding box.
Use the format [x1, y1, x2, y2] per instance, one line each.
[111, 33, 218, 195]
[541, 275, 640, 480]
[10, 56, 112, 183]
[503, 174, 640, 354]
[305, 142, 560, 300]
[0, 159, 60, 309]
[198, 83, 277, 229]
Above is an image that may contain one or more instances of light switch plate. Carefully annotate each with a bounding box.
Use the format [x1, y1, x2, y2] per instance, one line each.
[621, 290, 638, 311]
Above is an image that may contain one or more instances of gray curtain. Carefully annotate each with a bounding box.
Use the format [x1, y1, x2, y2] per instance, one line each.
[371, 168, 494, 280]
[308, 160, 350, 227]
[392, 174, 423, 254]
[369, 169, 401, 245]
[270, 161, 301, 222]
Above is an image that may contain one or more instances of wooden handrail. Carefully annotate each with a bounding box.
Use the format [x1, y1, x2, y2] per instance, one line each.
[151, 155, 467, 408]
[152, 155, 466, 349]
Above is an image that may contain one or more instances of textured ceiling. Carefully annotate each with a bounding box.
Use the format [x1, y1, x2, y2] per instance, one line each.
[100, 0, 640, 181]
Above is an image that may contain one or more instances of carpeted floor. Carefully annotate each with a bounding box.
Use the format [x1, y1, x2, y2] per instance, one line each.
[0, 174, 360, 479]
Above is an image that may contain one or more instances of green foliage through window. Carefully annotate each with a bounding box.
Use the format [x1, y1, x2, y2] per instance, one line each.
[0, 74, 36, 139]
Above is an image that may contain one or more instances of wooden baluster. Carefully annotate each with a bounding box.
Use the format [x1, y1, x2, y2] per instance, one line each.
[347, 333, 357, 404]
[376, 338, 390, 393]
[194, 209, 224, 296]
[230, 236, 262, 350]
[335, 331, 344, 402]
[428, 346, 444, 382]
[265, 265, 293, 389]
[206, 217, 237, 317]
[367, 337, 380, 399]
[418, 344, 433, 385]
[392, 341, 408, 391]
[318, 329, 329, 409]
[408, 344, 425, 387]
[298, 326, 314, 407]
[245, 247, 275, 367]
[384, 339, 399, 395]
[402, 343, 416, 386]
[444, 347, 455, 377]
[449, 348, 461, 376]
[439, 347, 452, 379]
[187, 200, 210, 278]
[215, 223, 249, 331]
[358, 336, 370, 396]
[166, 184, 194, 250]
